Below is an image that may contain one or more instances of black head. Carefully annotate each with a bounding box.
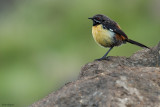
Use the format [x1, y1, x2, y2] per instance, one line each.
[88, 14, 108, 26]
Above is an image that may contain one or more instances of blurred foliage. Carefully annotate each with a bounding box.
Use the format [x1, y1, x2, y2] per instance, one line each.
[0, 0, 159, 107]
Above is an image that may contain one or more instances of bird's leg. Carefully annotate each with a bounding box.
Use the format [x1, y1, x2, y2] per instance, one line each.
[95, 47, 113, 61]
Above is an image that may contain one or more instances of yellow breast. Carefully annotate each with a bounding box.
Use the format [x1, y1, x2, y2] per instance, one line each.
[92, 24, 114, 47]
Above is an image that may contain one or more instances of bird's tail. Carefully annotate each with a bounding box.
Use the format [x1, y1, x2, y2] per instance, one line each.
[126, 39, 150, 49]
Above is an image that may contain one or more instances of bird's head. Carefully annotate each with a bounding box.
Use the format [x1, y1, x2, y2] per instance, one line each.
[88, 14, 106, 26]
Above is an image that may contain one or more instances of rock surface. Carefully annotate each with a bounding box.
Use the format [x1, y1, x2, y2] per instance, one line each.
[30, 42, 160, 107]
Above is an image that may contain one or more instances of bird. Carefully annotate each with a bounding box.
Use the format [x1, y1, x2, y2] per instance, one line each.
[88, 14, 149, 61]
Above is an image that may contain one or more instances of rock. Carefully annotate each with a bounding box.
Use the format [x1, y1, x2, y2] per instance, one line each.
[30, 42, 160, 107]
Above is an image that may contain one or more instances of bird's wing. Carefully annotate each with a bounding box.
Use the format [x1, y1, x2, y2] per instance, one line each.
[113, 27, 128, 40]
[104, 22, 128, 40]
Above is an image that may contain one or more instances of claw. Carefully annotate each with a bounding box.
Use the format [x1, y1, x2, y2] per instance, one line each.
[95, 57, 110, 61]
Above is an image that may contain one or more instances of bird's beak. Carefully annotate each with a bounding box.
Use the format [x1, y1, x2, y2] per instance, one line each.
[88, 17, 93, 20]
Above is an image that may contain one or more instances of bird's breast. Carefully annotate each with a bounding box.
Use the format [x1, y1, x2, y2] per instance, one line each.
[92, 24, 115, 47]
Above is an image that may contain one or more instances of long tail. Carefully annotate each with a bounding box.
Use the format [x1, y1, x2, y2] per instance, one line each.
[126, 39, 150, 49]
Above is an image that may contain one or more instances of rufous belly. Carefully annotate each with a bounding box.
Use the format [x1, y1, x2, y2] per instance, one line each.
[92, 24, 115, 47]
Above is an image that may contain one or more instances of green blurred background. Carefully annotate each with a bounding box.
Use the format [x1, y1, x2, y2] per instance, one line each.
[0, 0, 159, 107]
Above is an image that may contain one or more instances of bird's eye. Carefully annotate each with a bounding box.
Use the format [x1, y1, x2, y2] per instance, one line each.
[96, 17, 100, 20]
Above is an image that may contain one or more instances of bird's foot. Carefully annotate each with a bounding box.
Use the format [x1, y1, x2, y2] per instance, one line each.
[95, 56, 110, 61]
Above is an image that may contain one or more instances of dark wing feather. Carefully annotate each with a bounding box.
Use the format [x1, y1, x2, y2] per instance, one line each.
[112, 26, 128, 40]
[102, 21, 128, 40]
